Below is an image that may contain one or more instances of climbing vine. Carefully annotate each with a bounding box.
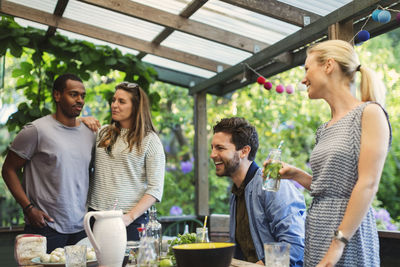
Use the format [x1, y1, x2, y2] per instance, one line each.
[0, 16, 158, 132]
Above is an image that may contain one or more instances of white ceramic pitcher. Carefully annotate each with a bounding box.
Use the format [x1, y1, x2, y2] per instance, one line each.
[84, 210, 127, 267]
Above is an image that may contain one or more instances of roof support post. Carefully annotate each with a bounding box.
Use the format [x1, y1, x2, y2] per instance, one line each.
[328, 19, 355, 96]
[328, 19, 354, 44]
[194, 91, 209, 216]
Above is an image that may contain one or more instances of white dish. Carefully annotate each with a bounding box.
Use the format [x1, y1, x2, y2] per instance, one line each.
[31, 257, 97, 266]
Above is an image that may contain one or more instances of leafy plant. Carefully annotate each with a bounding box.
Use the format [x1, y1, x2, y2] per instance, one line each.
[0, 16, 158, 134]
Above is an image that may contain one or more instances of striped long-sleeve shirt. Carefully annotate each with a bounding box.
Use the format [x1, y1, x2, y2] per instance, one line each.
[88, 127, 165, 212]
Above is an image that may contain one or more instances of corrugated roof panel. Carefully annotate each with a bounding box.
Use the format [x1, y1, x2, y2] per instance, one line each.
[143, 54, 216, 79]
[190, 0, 300, 44]
[132, 0, 190, 15]
[12, 17, 140, 56]
[8, 0, 56, 13]
[278, 0, 353, 16]
[63, 0, 165, 42]
[162, 31, 252, 66]
[57, 29, 140, 56]
[14, 18, 49, 31]
[3, 0, 359, 82]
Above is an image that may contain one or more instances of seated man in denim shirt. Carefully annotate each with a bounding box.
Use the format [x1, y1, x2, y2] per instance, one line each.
[210, 117, 305, 266]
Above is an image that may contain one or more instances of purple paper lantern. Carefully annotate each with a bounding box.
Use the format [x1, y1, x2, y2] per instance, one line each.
[285, 85, 294, 94]
[264, 81, 272, 90]
[396, 12, 400, 23]
[276, 84, 285, 94]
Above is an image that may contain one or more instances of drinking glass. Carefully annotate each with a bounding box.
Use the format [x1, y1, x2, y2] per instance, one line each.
[264, 242, 290, 267]
[127, 240, 141, 265]
[195, 227, 209, 243]
[262, 149, 282, 192]
[65, 245, 87, 267]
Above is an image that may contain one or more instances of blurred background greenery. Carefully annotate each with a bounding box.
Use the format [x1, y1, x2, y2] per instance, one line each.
[0, 17, 399, 231]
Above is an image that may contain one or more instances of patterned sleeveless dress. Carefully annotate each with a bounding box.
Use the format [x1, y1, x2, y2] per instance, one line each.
[305, 102, 391, 266]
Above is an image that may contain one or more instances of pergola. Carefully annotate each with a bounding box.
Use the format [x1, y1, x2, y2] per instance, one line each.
[1, 0, 399, 216]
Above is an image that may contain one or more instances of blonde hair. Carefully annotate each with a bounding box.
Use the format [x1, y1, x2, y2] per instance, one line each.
[307, 40, 386, 105]
[98, 82, 156, 155]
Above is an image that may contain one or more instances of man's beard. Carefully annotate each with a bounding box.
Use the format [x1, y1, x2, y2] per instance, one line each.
[217, 152, 240, 177]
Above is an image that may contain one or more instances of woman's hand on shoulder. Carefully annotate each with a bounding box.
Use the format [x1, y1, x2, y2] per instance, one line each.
[79, 116, 101, 132]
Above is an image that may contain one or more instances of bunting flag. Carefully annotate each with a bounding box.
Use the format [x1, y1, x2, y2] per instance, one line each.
[241, 63, 304, 95]
[352, 5, 400, 44]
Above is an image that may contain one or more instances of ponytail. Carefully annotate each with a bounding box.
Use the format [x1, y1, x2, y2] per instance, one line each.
[359, 66, 386, 106]
[308, 40, 386, 106]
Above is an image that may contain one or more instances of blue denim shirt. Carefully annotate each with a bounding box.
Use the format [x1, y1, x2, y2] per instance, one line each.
[229, 162, 306, 266]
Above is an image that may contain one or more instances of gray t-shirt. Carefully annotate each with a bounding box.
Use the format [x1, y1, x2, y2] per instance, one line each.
[10, 115, 95, 233]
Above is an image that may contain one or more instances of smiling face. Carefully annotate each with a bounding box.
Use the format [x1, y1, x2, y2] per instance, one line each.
[111, 89, 134, 129]
[210, 132, 242, 177]
[54, 79, 86, 118]
[301, 52, 327, 99]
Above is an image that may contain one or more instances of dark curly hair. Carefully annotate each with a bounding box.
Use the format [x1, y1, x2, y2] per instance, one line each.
[53, 73, 83, 95]
[213, 117, 259, 161]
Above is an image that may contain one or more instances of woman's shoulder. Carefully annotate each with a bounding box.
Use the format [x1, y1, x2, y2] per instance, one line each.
[142, 131, 163, 146]
[361, 102, 389, 122]
[145, 131, 161, 140]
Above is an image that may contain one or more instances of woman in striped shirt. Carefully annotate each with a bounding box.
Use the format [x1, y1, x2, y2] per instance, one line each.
[87, 82, 165, 240]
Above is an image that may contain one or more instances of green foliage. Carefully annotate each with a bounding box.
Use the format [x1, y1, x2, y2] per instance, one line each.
[0, 16, 158, 134]
[152, 32, 400, 224]
[355, 29, 400, 219]
[151, 83, 196, 215]
[167, 233, 197, 263]
[0, 16, 157, 226]
[1, 16, 400, 231]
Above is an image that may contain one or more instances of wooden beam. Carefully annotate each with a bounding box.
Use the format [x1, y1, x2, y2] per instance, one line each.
[0, 1, 230, 72]
[151, 65, 206, 89]
[219, 0, 321, 27]
[194, 91, 209, 216]
[78, 0, 268, 53]
[46, 0, 69, 37]
[328, 19, 354, 43]
[180, 0, 209, 17]
[139, 0, 208, 59]
[189, 0, 396, 95]
[206, 1, 400, 96]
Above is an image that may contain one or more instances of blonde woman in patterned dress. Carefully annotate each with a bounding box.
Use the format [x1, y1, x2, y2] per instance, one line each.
[264, 40, 391, 266]
[86, 82, 165, 241]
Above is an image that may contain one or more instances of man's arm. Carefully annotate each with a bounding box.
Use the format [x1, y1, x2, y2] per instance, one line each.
[2, 150, 53, 227]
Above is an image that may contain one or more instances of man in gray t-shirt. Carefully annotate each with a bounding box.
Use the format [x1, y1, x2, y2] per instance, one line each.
[2, 73, 96, 252]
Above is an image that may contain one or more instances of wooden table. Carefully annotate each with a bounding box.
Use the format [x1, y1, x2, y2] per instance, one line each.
[230, 258, 261, 266]
[26, 258, 260, 267]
